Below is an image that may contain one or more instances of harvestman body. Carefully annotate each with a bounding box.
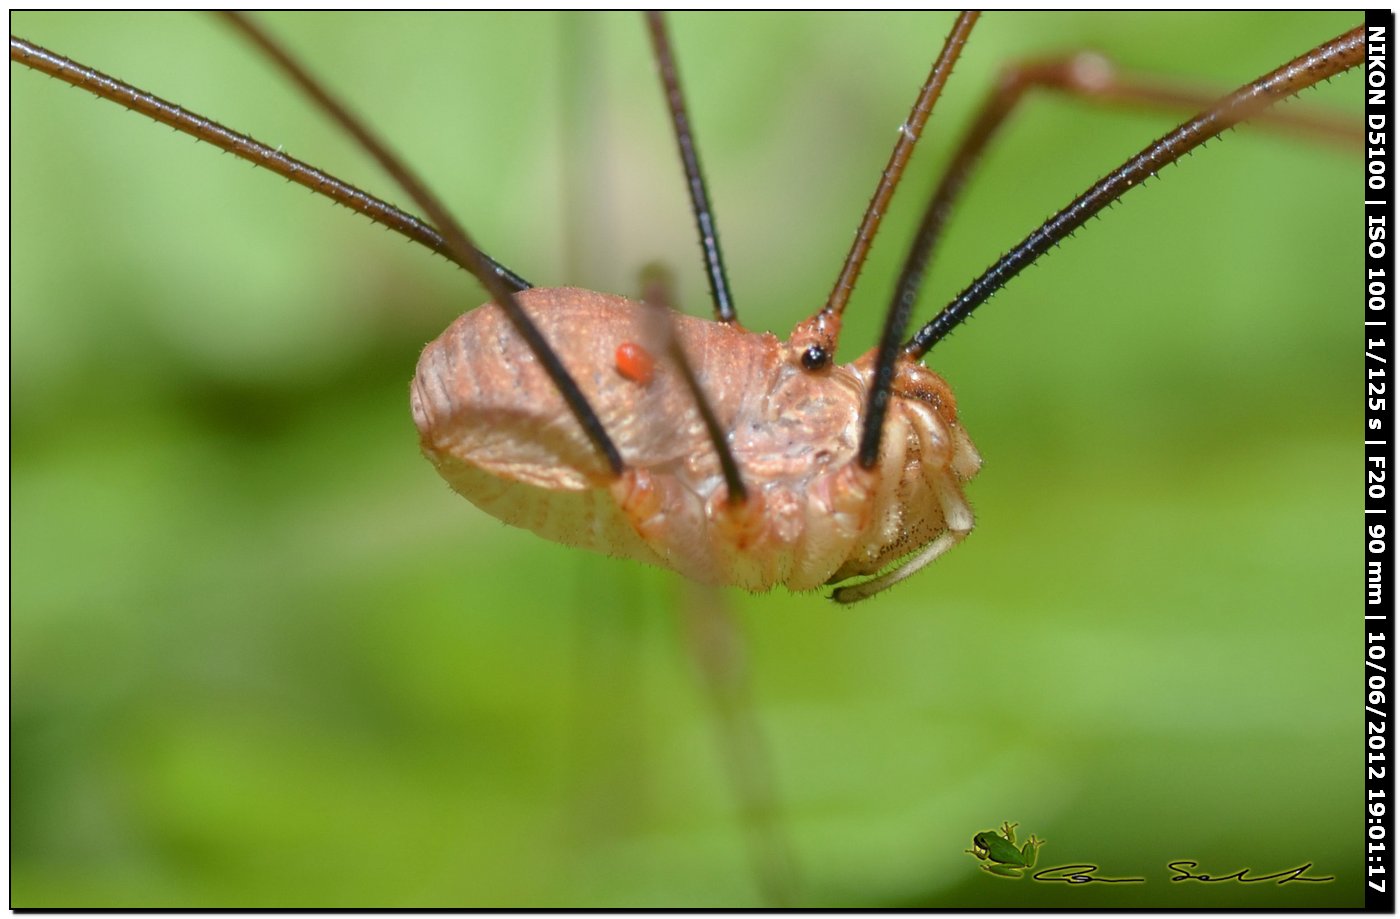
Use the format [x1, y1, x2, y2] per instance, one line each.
[412, 288, 979, 594]
[413, 12, 984, 601]
[11, 14, 1364, 604]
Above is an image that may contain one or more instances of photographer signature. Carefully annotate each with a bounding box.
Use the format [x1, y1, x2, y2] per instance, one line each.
[1027, 861, 1333, 885]
[1164, 860, 1334, 885]
[965, 823, 1333, 885]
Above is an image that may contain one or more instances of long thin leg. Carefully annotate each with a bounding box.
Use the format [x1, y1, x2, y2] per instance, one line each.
[898, 50, 1363, 354]
[8, 35, 529, 291]
[906, 26, 1363, 358]
[789, 12, 979, 371]
[858, 25, 1363, 468]
[217, 13, 625, 478]
[638, 265, 748, 505]
[645, 12, 739, 325]
[1042, 52, 1361, 149]
[679, 582, 799, 906]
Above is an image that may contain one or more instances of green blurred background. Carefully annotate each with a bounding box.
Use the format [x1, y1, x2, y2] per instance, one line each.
[11, 11, 1359, 907]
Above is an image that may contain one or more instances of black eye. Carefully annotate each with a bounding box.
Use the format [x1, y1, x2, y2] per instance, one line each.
[801, 345, 828, 371]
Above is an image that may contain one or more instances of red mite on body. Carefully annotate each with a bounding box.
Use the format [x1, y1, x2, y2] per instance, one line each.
[615, 341, 656, 385]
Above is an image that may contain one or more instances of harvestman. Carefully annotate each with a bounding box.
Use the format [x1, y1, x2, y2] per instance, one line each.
[10, 15, 1364, 604]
